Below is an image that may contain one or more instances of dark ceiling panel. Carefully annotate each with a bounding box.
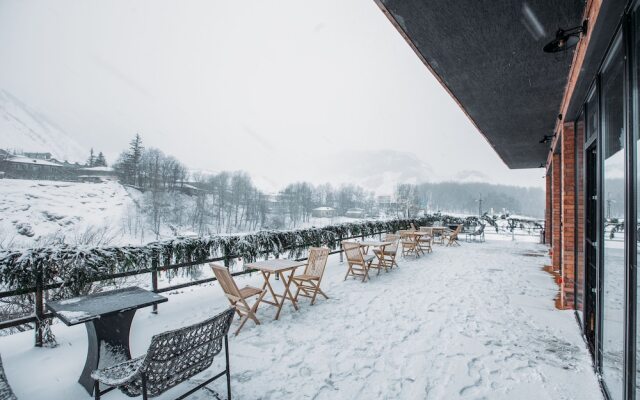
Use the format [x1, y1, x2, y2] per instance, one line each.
[376, 0, 585, 169]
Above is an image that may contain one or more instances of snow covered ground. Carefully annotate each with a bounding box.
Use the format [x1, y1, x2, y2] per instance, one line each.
[0, 179, 134, 248]
[0, 234, 601, 399]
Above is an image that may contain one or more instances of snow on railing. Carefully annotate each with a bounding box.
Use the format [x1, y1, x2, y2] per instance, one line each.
[0, 214, 478, 346]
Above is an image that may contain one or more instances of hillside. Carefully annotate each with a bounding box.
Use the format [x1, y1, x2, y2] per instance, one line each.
[0, 179, 134, 248]
[0, 89, 86, 162]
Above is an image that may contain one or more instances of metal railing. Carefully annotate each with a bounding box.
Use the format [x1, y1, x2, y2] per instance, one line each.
[0, 229, 391, 346]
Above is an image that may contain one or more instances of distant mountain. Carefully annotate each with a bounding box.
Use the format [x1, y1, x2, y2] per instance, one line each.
[320, 150, 435, 194]
[0, 90, 85, 162]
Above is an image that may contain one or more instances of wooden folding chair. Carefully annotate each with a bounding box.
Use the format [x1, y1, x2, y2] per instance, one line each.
[210, 263, 265, 335]
[399, 230, 419, 258]
[373, 234, 399, 271]
[342, 241, 375, 282]
[417, 232, 433, 254]
[445, 224, 463, 247]
[292, 247, 330, 305]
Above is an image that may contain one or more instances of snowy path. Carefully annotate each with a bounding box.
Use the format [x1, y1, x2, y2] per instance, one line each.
[0, 236, 602, 399]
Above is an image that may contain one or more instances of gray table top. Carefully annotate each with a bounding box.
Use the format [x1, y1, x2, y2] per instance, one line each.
[46, 286, 168, 326]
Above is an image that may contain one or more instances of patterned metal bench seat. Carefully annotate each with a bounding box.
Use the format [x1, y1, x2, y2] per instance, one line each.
[92, 308, 234, 400]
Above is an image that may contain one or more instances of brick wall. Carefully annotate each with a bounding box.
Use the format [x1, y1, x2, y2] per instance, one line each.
[561, 124, 576, 308]
[552, 152, 562, 272]
[545, 173, 552, 245]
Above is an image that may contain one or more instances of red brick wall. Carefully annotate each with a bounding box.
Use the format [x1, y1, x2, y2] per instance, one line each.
[545, 173, 552, 245]
[552, 152, 562, 272]
[561, 124, 576, 308]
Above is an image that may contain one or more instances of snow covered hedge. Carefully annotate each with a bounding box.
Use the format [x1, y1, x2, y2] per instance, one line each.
[0, 214, 474, 294]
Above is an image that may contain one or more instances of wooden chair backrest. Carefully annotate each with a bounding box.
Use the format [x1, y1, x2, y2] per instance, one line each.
[383, 234, 399, 252]
[398, 230, 414, 239]
[305, 247, 330, 278]
[342, 242, 364, 263]
[419, 227, 432, 233]
[210, 263, 242, 300]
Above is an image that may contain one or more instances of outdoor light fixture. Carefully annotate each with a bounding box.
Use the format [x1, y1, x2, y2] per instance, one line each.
[543, 20, 588, 53]
[539, 134, 556, 144]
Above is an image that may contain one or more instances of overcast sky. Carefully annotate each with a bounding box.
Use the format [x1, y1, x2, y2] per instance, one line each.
[0, 0, 545, 193]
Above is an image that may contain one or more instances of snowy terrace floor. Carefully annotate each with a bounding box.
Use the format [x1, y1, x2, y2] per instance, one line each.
[0, 234, 602, 400]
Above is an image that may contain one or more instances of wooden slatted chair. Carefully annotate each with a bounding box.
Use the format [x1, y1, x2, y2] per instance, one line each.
[373, 234, 399, 271]
[417, 232, 433, 254]
[399, 230, 419, 258]
[342, 241, 375, 282]
[211, 263, 264, 336]
[292, 247, 330, 305]
[445, 224, 463, 247]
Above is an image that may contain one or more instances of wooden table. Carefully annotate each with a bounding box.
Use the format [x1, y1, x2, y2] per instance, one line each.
[423, 227, 446, 244]
[358, 240, 393, 254]
[245, 259, 306, 320]
[47, 287, 168, 395]
[407, 231, 431, 255]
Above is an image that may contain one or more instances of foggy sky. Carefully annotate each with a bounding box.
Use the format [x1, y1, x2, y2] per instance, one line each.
[0, 0, 546, 193]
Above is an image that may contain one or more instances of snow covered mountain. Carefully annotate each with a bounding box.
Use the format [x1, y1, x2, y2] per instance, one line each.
[0, 89, 85, 162]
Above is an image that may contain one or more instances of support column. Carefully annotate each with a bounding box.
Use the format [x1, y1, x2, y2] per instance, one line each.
[545, 172, 552, 245]
[561, 124, 576, 309]
[552, 152, 562, 273]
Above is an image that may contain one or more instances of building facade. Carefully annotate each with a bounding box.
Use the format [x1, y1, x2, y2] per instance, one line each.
[374, 0, 637, 398]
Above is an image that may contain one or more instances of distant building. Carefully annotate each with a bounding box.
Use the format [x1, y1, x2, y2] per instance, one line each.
[312, 206, 335, 218]
[22, 152, 52, 160]
[376, 195, 392, 206]
[345, 208, 365, 219]
[0, 155, 67, 180]
[76, 166, 117, 182]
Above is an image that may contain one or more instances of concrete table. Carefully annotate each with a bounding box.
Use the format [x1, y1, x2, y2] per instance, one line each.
[46, 287, 167, 395]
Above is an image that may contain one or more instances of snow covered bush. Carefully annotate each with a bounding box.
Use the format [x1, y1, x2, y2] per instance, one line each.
[0, 214, 472, 295]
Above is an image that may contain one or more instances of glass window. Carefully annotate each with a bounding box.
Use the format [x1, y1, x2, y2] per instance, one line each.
[576, 111, 585, 323]
[600, 35, 626, 400]
[633, 4, 640, 396]
[587, 86, 598, 142]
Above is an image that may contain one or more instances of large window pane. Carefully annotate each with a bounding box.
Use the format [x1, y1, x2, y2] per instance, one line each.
[600, 36, 625, 400]
[576, 112, 585, 323]
[634, 5, 640, 397]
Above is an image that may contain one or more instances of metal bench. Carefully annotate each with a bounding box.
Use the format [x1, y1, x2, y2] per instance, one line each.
[0, 355, 17, 400]
[465, 224, 486, 242]
[91, 308, 234, 400]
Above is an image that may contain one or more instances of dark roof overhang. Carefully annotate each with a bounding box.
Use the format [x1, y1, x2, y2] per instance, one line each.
[375, 0, 586, 169]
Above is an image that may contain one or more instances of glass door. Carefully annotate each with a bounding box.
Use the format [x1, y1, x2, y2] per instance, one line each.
[600, 34, 626, 400]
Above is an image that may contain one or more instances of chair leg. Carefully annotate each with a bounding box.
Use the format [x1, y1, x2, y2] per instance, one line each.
[235, 315, 249, 336]
[293, 283, 302, 303]
[362, 262, 371, 282]
[344, 265, 353, 280]
[225, 335, 231, 400]
[94, 381, 100, 400]
[317, 287, 329, 299]
[310, 284, 319, 305]
[141, 373, 148, 400]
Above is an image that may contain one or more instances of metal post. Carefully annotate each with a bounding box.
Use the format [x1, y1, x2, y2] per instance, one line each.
[225, 335, 231, 400]
[151, 258, 159, 314]
[339, 233, 343, 262]
[34, 269, 44, 347]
